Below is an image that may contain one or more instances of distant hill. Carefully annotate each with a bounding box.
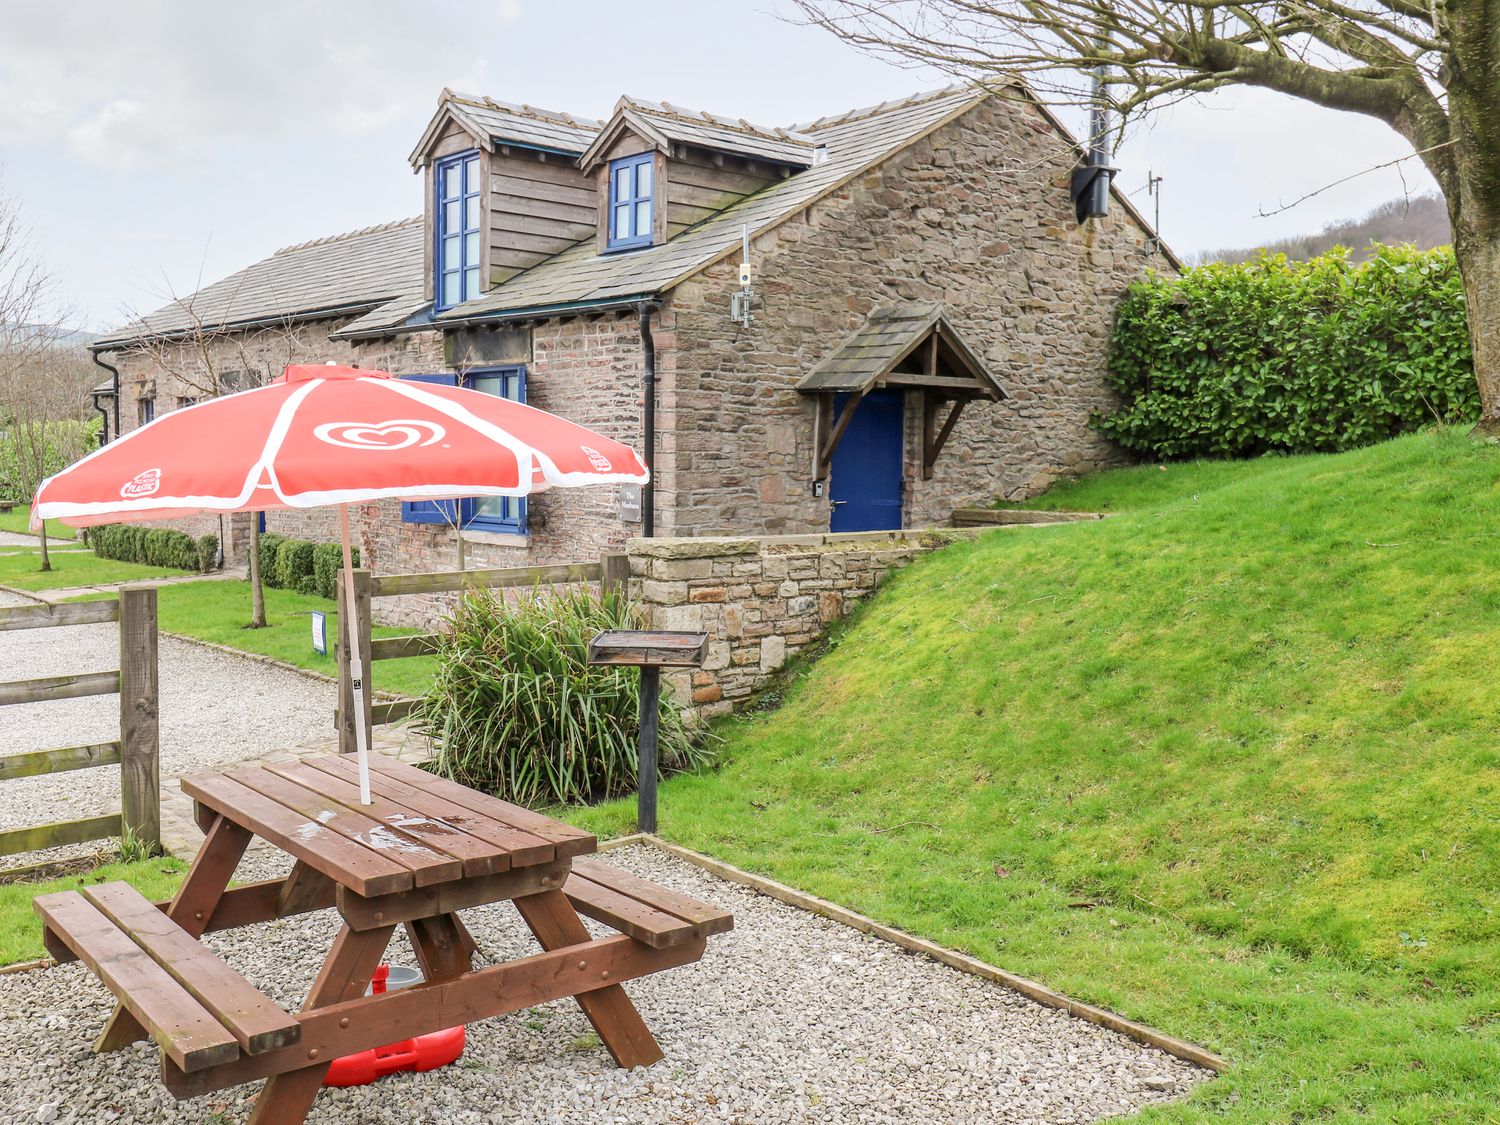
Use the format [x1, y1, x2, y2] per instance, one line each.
[1197, 193, 1450, 264]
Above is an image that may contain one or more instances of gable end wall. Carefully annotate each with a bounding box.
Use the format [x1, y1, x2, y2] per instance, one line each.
[664, 93, 1159, 535]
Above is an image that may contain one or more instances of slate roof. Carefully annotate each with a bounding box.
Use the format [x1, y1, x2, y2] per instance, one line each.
[408, 91, 603, 164]
[430, 85, 986, 325]
[579, 97, 817, 170]
[102, 80, 1171, 349]
[798, 302, 1005, 399]
[95, 218, 424, 347]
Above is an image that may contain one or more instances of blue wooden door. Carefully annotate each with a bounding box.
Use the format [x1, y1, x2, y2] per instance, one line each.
[829, 391, 904, 532]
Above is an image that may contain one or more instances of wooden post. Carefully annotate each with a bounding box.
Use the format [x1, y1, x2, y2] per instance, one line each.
[117, 586, 160, 853]
[600, 551, 629, 597]
[637, 666, 660, 834]
[336, 568, 374, 754]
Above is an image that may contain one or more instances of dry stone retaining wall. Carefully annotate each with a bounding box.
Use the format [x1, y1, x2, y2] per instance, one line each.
[627, 529, 989, 719]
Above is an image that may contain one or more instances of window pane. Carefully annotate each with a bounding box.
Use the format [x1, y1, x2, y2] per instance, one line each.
[464, 154, 478, 184]
[635, 200, 652, 237]
[614, 204, 631, 238]
[470, 374, 502, 396]
[465, 193, 480, 230]
[465, 230, 479, 264]
[614, 166, 631, 201]
[443, 234, 459, 266]
[464, 267, 479, 301]
[442, 163, 460, 199]
[442, 271, 459, 307]
[443, 199, 459, 232]
[636, 159, 652, 196]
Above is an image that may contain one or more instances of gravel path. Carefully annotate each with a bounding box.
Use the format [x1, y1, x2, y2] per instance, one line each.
[0, 844, 1208, 1124]
[0, 588, 336, 866]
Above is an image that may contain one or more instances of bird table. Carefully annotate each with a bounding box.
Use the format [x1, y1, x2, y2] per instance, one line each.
[34, 752, 732, 1125]
[586, 629, 709, 833]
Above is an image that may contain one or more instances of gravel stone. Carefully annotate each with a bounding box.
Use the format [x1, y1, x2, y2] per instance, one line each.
[0, 845, 1211, 1122]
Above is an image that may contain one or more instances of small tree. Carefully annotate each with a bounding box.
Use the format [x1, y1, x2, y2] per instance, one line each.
[120, 280, 315, 627]
[796, 0, 1500, 428]
[0, 189, 88, 570]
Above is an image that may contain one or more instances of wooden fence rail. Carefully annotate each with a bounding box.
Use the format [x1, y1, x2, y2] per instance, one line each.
[333, 552, 629, 752]
[0, 586, 160, 869]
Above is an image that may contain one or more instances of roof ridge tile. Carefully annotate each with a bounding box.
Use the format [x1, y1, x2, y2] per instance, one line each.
[273, 217, 421, 257]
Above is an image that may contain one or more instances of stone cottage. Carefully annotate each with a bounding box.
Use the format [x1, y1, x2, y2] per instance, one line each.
[91, 82, 1172, 579]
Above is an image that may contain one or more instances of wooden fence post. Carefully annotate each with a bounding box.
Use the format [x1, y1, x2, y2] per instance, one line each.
[118, 585, 160, 853]
[336, 568, 374, 754]
[600, 551, 630, 597]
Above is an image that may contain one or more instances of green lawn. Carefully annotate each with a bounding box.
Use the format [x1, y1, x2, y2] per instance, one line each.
[571, 428, 1500, 1123]
[0, 857, 185, 965]
[0, 507, 76, 539]
[74, 579, 437, 699]
[0, 548, 184, 591]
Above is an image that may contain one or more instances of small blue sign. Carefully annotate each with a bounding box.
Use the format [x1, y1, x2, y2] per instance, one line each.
[311, 610, 327, 656]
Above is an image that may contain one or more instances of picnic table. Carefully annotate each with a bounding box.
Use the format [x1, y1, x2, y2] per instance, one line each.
[34, 752, 732, 1124]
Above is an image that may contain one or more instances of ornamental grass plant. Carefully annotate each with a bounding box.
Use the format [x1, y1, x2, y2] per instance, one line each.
[418, 585, 713, 807]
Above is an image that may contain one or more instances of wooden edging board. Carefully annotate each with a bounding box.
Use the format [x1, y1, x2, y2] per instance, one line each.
[599, 832, 1228, 1075]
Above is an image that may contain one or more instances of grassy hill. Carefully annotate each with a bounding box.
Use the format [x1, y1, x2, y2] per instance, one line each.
[573, 429, 1500, 1122]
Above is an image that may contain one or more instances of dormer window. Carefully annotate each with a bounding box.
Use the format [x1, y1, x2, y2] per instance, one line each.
[435, 150, 480, 310]
[607, 153, 654, 251]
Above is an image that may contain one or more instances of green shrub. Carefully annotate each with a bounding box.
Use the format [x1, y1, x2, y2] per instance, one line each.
[418, 586, 716, 807]
[256, 532, 286, 587]
[88, 522, 200, 571]
[312, 542, 357, 600]
[195, 534, 219, 574]
[274, 539, 315, 591]
[1099, 245, 1478, 458]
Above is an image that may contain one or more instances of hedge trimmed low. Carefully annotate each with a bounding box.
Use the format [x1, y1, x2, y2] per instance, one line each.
[1099, 245, 1477, 458]
[90, 524, 218, 575]
[256, 530, 357, 599]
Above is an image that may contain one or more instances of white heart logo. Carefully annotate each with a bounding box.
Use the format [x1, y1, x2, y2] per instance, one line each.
[314, 420, 446, 451]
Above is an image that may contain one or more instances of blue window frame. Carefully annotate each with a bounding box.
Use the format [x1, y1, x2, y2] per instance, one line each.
[399, 369, 527, 535]
[606, 152, 654, 251]
[434, 151, 481, 311]
[138, 397, 155, 426]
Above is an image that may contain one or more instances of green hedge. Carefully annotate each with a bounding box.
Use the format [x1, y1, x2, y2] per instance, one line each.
[90, 524, 217, 574]
[1099, 245, 1478, 458]
[256, 530, 356, 599]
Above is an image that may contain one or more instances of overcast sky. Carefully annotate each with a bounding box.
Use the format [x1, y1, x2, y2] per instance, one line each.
[0, 0, 1437, 330]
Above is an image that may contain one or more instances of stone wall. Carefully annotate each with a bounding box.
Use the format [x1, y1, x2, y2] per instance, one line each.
[628, 528, 987, 719]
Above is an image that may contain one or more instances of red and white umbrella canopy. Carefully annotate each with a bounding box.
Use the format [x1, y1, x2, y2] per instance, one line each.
[32, 363, 647, 528]
[31, 363, 649, 805]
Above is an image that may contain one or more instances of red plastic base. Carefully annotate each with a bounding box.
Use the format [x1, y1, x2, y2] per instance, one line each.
[323, 1024, 466, 1087]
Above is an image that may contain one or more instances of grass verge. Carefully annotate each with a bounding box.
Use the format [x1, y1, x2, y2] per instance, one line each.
[0, 856, 185, 966]
[0, 548, 184, 591]
[571, 429, 1500, 1123]
[0, 508, 76, 540]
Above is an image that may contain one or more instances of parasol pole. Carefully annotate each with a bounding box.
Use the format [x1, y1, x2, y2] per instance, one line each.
[339, 504, 372, 804]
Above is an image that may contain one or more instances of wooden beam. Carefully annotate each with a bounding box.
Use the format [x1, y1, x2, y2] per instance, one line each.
[367, 633, 441, 661]
[0, 670, 118, 707]
[0, 741, 120, 782]
[335, 859, 569, 931]
[884, 373, 987, 394]
[162, 933, 706, 1098]
[0, 599, 119, 631]
[118, 586, 160, 852]
[0, 812, 120, 857]
[923, 399, 968, 480]
[812, 395, 831, 482]
[335, 569, 373, 756]
[817, 391, 866, 477]
[370, 561, 603, 598]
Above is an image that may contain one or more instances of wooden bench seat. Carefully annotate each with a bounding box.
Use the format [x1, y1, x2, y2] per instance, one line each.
[35, 882, 300, 1072]
[563, 857, 734, 949]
